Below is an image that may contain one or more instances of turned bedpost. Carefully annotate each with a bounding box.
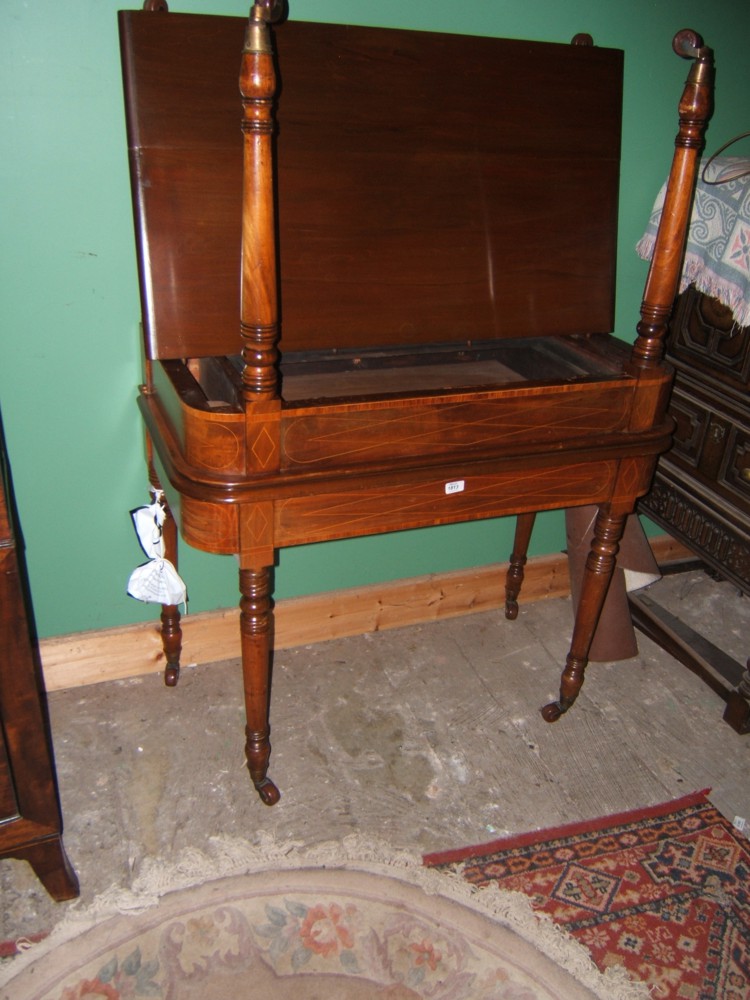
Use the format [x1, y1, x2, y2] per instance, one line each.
[630, 30, 714, 370]
[240, 1, 283, 403]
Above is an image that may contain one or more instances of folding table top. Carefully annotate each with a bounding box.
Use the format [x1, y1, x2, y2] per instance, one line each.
[119, 12, 624, 363]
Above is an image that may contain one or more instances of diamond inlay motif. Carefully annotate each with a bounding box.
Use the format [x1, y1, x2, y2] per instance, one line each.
[250, 425, 277, 469]
[247, 503, 271, 542]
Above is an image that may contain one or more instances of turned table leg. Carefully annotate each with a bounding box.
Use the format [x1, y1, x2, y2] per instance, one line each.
[156, 493, 182, 686]
[239, 566, 280, 805]
[542, 505, 627, 722]
[160, 599, 183, 687]
[147, 464, 183, 687]
[505, 512, 537, 620]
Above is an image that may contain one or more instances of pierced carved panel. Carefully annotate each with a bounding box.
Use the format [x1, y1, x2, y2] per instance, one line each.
[641, 476, 750, 592]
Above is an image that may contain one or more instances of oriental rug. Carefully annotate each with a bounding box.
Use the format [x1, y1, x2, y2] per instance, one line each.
[0, 836, 646, 1000]
[425, 790, 750, 1000]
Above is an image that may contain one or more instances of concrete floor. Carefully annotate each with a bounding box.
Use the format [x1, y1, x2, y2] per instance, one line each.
[2, 566, 749, 949]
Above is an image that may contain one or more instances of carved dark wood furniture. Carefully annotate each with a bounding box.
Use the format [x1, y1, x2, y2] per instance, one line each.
[0, 413, 79, 900]
[119, 1, 714, 803]
[635, 287, 750, 731]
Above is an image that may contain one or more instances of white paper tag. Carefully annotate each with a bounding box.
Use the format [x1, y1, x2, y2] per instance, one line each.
[445, 480, 465, 495]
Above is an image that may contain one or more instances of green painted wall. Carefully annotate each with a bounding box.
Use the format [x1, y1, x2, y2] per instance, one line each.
[1, 0, 747, 639]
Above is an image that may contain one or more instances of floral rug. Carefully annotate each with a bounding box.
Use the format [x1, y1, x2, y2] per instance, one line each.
[0, 837, 646, 1000]
[425, 790, 750, 999]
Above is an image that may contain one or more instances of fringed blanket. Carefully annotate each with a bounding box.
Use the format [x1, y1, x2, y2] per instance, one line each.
[636, 155, 750, 327]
